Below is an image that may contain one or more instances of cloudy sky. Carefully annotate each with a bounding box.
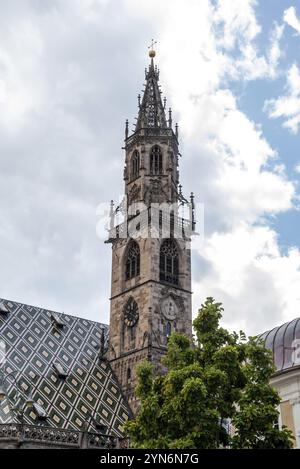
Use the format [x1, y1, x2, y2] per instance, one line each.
[0, 0, 300, 335]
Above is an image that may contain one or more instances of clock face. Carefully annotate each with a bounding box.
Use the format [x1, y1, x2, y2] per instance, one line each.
[124, 299, 139, 327]
[161, 297, 177, 321]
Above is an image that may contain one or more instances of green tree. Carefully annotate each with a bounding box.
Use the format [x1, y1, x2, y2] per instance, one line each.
[125, 297, 293, 449]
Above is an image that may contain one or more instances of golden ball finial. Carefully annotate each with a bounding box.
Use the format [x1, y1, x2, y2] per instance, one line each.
[148, 40, 157, 59]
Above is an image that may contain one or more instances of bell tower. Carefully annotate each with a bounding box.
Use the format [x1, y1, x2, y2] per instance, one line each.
[107, 46, 195, 413]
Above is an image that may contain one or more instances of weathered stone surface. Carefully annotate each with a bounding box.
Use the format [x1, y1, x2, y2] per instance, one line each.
[108, 56, 193, 413]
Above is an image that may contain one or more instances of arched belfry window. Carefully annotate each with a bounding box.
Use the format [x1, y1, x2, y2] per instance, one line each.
[125, 241, 140, 280]
[131, 150, 140, 180]
[150, 145, 162, 175]
[160, 239, 179, 285]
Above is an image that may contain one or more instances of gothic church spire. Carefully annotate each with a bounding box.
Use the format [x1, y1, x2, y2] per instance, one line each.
[135, 47, 168, 132]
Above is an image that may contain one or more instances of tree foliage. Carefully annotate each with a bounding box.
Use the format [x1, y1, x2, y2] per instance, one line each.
[125, 297, 293, 449]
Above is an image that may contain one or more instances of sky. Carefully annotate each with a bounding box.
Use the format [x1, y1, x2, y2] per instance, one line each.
[0, 0, 300, 335]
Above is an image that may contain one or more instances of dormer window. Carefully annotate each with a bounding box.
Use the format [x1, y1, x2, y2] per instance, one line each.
[52, 362, 68, 379]
[51, 313, 65, 329]
[89, 412, 108, 433]
[0, 302, 9, 315]
[33, 402, 48, 420]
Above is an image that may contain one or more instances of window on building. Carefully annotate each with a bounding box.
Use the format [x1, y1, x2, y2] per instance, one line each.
[127, 368, 131, 381]
[166, 321, 172, 337]
[131, 150, 140, 180]
[280, 401, 296, 446]
[160, 239, 179, 285]
[150, 145, 162, 175]
[125, 241, 140, 280]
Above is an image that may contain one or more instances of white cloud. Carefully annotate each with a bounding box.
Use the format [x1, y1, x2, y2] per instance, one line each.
[213, 0, 284, 80]
[264, 63, 300, 134]
[0, 79, 7, 103]
[193, 225, 300, 334]
[268, 23, 285, 76]
[150, 0, 298, 333]
[284, 6, 300, 35]
[0, 0, 298, 337]
[213, 0, 261, 50]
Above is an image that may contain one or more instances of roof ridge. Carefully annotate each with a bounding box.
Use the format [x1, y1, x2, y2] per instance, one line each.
[0, 296, 107, 327]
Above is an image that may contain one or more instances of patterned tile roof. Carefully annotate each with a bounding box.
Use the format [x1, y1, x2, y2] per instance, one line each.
[0, 298, 131, 437]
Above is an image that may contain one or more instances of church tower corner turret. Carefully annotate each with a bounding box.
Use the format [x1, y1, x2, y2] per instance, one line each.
[107, 46, 195, 413]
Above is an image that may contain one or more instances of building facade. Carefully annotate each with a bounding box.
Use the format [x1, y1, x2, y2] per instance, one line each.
[107, 49, 195, 412]
[260, 319, 300, 448]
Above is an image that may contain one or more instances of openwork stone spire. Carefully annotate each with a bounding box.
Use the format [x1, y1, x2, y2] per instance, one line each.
[135, 49, 168, 132]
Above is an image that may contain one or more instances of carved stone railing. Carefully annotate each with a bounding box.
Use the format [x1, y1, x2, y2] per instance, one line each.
[107, 207, 193, 242]
[23, 425, 80, 446]
[0, 423, 121, 449]
[0, 423, 21, 440]
[126, 127, 175, 143]
[143, 128, 174, 138]
[87, 432, 117, 449]
[118, 437, 130, 449]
